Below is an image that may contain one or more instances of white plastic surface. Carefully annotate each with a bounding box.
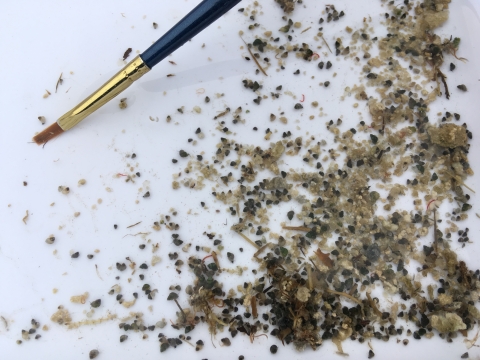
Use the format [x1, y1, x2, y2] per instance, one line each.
[1, 1, 480, 359]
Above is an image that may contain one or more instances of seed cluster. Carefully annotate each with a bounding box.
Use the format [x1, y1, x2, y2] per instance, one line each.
[162, 0, 477, 356]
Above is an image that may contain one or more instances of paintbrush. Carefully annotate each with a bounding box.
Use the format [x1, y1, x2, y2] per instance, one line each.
[33, 0, 242, 145]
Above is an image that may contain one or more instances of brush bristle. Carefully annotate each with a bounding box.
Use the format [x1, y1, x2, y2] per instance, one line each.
[33, 122, 64, 145]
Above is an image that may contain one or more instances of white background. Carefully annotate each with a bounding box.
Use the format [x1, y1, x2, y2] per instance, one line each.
[1, 0, 480, 359]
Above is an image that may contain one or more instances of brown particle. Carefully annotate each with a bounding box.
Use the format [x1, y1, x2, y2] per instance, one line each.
[119, 98, 128, 109]
[123, 48, 132, 61]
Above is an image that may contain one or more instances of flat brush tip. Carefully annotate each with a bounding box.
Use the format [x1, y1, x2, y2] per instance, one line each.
[33, 122, 64, 145]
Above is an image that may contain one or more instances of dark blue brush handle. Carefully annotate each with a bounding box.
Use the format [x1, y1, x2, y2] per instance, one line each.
[140, 0, 242, 69]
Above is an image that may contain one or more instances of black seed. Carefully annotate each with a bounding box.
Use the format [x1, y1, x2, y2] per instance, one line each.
[167, 292, 178, 301]
[450, 63, 455, 71]
[461, 352, 469, 359]
[457, 84, 467, 92]
[221, 338, 231, 346]
[326, 61, 332, 69]
[91, 299, 101, 308]
[179, 150, 189, 157]
[270, 345, 278, 354]
[173, 239, 183, 246]
[368, 350, 375, 358]
[294, 103, 303, 109]
[71, 252, 79, 258]
[143, 191, 150, 198]
[287, 210, 294, 220]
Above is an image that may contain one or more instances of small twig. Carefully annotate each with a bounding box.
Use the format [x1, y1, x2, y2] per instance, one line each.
[446, 171, 476, 193]
[327, 289, 363, 306]
[301, 26, 311, 34]
[95, 264, 104, 281]
[174, 299, 187, 321]
[122, 232, 150, 238]
[55, 72, 63, 93]
[462, 183, 475, 194]
[234, 230, 260, 249]
[348, 283, 358, 296]
[22, 210, 29, 225]
[321, 35, 332, 53]
[240, 36, 267, 76]
[213, 107, 230, 120]
[436, 68, 450, 99]
[251, 296, 258, 319]
[306, 264, 313, 290]
[282, 225, 311, 232]
[253, 243, 271, 258]
[183, 338, 195, 347]
[464, 329, 480, 349]
[366, 291, 382, 317]
[433, 209, 438, 253]
[299, 247, 320, 272]
[1, 316, 8, 330]
[127, 221, 142, 228]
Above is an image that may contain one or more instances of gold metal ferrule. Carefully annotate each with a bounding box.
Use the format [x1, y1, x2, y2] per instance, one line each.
[57, 55, 150, 131]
